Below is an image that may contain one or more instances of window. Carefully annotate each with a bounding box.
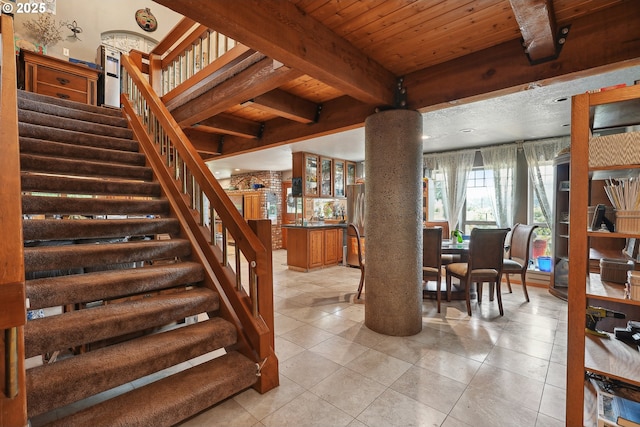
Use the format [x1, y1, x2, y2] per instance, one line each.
[529, 162, 554, 259]
[427, 170, 446, 221]
[462, 167, 496, 233]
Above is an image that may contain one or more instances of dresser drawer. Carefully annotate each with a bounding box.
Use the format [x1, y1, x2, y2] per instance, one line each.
[37, 66, 87, 92]
[35, 83, 88, 103]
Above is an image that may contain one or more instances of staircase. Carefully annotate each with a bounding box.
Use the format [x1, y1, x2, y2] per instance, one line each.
[18, 90, 259, 426]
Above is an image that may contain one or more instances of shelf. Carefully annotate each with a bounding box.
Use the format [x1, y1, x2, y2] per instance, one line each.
[585, 273, 639, 304]
[585, 332, 640, 388]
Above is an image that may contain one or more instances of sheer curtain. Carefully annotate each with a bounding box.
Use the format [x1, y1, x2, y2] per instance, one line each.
[425, 149, 475, 234]
[480, 144, 518, 228]
[522, 137, 570, 229]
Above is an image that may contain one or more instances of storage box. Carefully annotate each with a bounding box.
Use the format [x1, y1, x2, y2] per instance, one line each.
[589, 132, 640, 167]
[627, 271, 640, 300]
[600, 258, 634, 283]
[616, 210, 640, 233]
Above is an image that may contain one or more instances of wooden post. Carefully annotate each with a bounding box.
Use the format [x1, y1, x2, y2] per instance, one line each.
[248, 219, 279, 392]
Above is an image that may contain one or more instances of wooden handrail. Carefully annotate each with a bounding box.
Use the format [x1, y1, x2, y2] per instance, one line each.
[120, 53, 277, 391]
[0, 11, 28, 426]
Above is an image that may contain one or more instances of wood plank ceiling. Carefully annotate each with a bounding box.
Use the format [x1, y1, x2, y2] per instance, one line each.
[152, 0, 640, 159]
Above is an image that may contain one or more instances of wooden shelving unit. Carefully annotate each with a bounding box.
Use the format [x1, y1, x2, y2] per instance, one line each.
[550, 152, 570, 300]
[566, 83, 640, 426]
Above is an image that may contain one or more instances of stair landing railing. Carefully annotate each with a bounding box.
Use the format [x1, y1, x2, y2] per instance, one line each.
[0, 11, 28, 427]
[120, 53, 278, 393]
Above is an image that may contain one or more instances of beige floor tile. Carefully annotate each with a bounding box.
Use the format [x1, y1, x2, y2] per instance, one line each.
[538, 383, 566, 423]
[390, 365, 467, 413]
[450, 386, 538, 427]
[545, 361, 567, 390]
[178, 398, 258, 426]
[415, 348, 482, 384]
[279, 323, 334, 349]
[356, 388, 447, 427]
[502, 321, 557, 344]
[233, 375, 305, 421]
[432, 333, 496, 363]
[441, 416, 473, 427]
[310, 312, 359, 335]
[261, 391, 353, 427]
[309, 335, 369, 365]
[274, 313, 306, 335]
[535, 413, 565, 427]
[280, 350, 342, 389]
[345, 349, 412, 387]
[278, 305, 331, 323]
[550, 342, 567, 366]
[468, 364, 545, 412]
[310, 367, 387, 417]
[483, 346, 549, 382]
[334, 305, 366, 323]
[495, 331, 553, 360]
[374, 335, 433, 364]
[274, 336, 306, 362]
[338, 323, 387, 348]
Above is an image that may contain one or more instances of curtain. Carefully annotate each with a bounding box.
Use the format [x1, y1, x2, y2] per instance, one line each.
[480, 144, 518, 228]
[522, 137, 570, 229]
[425, 149, 475, 234]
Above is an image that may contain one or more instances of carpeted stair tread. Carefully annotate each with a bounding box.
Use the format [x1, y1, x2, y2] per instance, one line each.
[26, 318, 235, 417]
[20, 153, 153, 181]
[24, 239, 191, 273]
[44, 351, 257, 427]
[18, 96, 128, 128]
[19, 109, 133, 139]
[18, 90, 124, 117]
[23, 218, 177, 242]
[22, 194, 168, 217]
[20, 136, 146, 166]
[24, 287, 219, 358]
[21, 173, 161, 199]
[19, 122, 138, 152]
[26, 262, 204, 309]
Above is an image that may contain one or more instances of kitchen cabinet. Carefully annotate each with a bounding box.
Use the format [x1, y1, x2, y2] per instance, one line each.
[21, 50, 100, 105]
[243, 192, 261, 219]
[334, 160, 345, 198]
[283, 224, 345, 271]
[566, 84, 640, 426]
[346, 161, 357, 186]
[320, 157, 333, 197]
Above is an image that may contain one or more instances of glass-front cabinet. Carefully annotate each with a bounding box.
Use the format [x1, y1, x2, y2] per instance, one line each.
[334, 160, 345, 198]
[304, 154, 319, 197]
[346, 161, 357, 186]
[320, 157, 333, 197]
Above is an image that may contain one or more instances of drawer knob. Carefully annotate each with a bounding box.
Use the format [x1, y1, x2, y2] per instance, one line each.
[56, 77, 70, 85]
[56, 93, 70, 99]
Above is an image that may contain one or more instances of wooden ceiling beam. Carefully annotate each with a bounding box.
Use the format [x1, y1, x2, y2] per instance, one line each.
[196, 113, 263, 139]
[152, 0, 397, 107]
[242, 89, 318, 124]
[509, 0, 557, 63]
[405, 2, 640, 112]
[171, 57, 303, 127]
[183, 128, 223, 155]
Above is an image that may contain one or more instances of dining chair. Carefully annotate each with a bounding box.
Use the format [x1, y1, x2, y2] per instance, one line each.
[445, 227, 510, 316]
[422, 227, 443, 312]
[424, 220, 461, 275]
[349, 223, 365, 299]
[502, 223, 538, 302]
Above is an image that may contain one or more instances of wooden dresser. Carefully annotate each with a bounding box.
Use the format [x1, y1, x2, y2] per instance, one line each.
[20, 50, 100, 105]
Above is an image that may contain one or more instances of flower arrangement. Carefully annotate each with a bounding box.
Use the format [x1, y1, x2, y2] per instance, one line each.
[23, 13, 63, 47]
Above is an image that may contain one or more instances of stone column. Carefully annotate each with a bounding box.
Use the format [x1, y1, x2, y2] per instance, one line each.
[364, 109, 423, 336]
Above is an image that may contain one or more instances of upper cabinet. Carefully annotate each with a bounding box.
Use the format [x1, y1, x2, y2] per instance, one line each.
[334, 160, 345, 198]
[320, 157, 333, 197]
[293, 152, 353, 198]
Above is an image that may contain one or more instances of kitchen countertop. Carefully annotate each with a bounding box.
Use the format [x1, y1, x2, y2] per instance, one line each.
[282, 222, 347, 229]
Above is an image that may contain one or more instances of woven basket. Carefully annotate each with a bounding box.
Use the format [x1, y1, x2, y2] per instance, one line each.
[616, 210, 640, 233]
[589, 131, 640, 167]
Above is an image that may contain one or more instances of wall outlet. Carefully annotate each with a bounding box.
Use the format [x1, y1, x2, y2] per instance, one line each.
[63, 48, 69, 57]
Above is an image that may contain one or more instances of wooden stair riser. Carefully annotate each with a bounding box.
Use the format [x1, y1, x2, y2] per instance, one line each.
[21, 174, 161, 200]
[18, 90, 124, 117]
[20, 137, 146, 166]
[26, 262, 204, 309]
[22, 195, 168, 217]
[24, 239, 191, 273]
[19, 122, 139, 152]
[26, 318, 236, 417]
[23, 218, 177, 242]
[18, 109, 133, 139]
[44, 351, 257, 427]
[18, 96, 129, 128]
[20, 154, 153, 181]
[24, 287, 219, 358]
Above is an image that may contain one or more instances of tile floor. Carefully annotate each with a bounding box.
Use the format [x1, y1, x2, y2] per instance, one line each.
[179, 249, 568, 427]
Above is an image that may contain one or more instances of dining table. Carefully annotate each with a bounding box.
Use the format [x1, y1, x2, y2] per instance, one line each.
[422, 239, 470, 301]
